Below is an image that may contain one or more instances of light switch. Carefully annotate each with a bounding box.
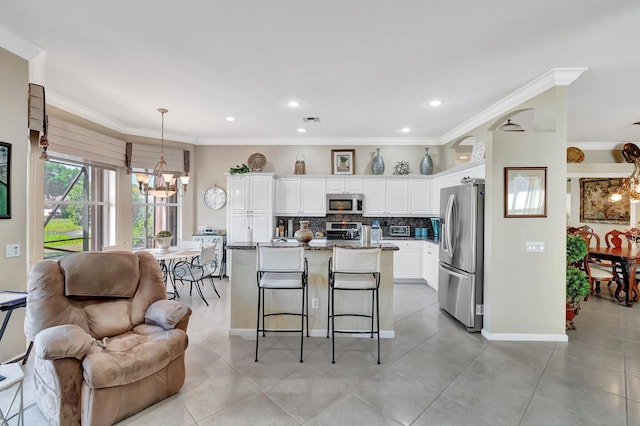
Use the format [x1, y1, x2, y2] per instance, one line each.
[525, 242, 545, 253]
[5, 243, 20, 258]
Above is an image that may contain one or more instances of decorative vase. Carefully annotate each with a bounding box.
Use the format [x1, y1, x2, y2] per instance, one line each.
[372, 148, 385, 175]
[294, 220, 313, 244]
[420, 147, 434, 175]
[566, 302, 577, 321]
[156, 236, 173, 250]
[295, 154, 306, 175]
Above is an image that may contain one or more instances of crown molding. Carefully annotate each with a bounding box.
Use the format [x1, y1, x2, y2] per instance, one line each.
[0, 27, 43, 60]
[193, 136, 440, 146]
[440, 67, 588, 144]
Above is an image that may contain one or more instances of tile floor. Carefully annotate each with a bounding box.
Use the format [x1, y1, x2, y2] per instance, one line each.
[9, 279, 640, 425]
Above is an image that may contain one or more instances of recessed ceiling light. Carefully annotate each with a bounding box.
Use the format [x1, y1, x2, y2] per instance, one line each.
[297, 128, 306, 133]
[288, 101, 301, 108]
[428, 99, 443, 107]
[225, 116, 236, 122]
[401, 127, 411, 133]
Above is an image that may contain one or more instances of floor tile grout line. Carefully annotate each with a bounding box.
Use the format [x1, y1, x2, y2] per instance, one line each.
[517, 342, 558, 425]
[622, 303, 629, 426]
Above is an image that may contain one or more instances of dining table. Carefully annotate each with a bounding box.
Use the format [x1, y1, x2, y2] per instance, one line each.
[135, 247, 202, 299]
[588, 246, 640, 307]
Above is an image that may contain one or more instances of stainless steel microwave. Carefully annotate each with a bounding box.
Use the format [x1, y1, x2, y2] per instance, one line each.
[326, 193, 364, 214]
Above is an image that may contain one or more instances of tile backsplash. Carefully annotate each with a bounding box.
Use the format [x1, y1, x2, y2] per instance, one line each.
[276, 215, 438, 239]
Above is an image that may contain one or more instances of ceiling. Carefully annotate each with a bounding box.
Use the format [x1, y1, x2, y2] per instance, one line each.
[1, 0, 639, 147]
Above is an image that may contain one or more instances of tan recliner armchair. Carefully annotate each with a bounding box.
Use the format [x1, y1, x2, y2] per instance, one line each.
[24, 251, 192, 426]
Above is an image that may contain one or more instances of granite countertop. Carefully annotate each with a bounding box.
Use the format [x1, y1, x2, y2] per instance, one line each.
[227, 241, 399, 251]
[386, 236, 440, 244]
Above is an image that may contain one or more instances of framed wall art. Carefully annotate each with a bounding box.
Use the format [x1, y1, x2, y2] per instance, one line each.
[331, 149, 355, 175]
[0, 142, 11, 219]
[504, 167, 547, 218]
[579, 177, 629, 224]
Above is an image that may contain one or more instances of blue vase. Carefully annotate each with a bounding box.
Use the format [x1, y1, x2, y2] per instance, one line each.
[372, 148, 385, 175]
[420, 147, 434, 175]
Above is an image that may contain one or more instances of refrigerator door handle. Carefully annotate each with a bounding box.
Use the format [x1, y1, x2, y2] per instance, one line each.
[444, 193, 455, 256]
[439, 263, 469, 279]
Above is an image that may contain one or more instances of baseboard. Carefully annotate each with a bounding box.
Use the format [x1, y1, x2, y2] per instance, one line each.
[481, 329, 568, 342]
[229, 328, 395, 339]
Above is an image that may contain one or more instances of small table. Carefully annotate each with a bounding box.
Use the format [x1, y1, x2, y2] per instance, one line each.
[0, 292, 31, 365]
[0, 363, 24, 426]
[136, 248, 202, 298]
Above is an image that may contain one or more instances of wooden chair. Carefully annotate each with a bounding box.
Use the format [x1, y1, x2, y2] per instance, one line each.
[604, 229, 638, 301]
[575, 230, 619, 299]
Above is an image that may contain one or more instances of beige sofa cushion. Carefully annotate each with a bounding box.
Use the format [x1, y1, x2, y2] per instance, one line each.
[82, 329, 187, 389]
[84, 300, 133, 339]
[60, 252, 140, 297]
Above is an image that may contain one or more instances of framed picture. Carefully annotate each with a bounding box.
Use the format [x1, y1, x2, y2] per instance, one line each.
[504, 167, 547, 218]
[331, 149, 355, 175]
[0, 142, 11, 219]
[579, 177, 629, 224]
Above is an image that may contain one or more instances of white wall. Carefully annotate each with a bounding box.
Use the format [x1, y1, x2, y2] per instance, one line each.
[0, 47, 29, 361]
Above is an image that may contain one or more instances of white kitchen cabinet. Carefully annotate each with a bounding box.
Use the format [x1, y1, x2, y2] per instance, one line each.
[422, 240, 439, 290]
[192, 234, 226, 277]
[326, 177, 364, 194]
[363, 178, 408, 216]
[431, 162, 485, 216]
[275, 177, 326, 216]
[227, 173, 274, 243]
[391, 240, 423, 281]
[408, 179, 430, 215]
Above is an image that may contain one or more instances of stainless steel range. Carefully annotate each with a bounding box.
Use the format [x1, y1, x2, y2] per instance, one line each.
[325, 221, 362, 240]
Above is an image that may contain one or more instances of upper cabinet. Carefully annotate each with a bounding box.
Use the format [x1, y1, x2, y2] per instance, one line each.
[326, 177, 364, 194]
[408, 179, 430, 215]
[228, 173, 274, 214]
[363, 178, 409, 216]
[275, 177, 326, 216]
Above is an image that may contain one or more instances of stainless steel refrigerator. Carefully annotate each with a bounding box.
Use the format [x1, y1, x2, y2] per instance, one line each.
[438, 179, 485, 332]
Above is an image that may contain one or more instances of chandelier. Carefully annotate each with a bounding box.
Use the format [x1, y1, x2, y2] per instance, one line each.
[615, 143, 640, 203]
[135, 108, 189, 198]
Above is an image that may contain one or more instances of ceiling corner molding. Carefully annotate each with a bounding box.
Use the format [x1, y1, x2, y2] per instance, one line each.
[194, 136, 439, 146]
[440, 67, 589, 144]
[0, 27, 43, 60]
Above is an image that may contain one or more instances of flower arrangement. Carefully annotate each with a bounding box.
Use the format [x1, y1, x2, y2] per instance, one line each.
[624, 227, 640, 240]
[155, 230, 173, 238]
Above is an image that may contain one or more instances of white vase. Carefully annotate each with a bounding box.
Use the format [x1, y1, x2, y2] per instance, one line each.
[156, 236, 173, 250]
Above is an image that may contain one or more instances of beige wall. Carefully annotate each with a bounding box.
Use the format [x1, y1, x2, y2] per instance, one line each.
[0, 48, 29, 361]
[191, 144, 443, 233]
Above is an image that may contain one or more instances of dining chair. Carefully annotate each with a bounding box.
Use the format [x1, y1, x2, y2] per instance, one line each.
[604, 229, 638, 301]
[255, 243, 308, 362]
[574, 230, 619, 298]
[173, 244, 219, 305]
[327, 246, 382, 364]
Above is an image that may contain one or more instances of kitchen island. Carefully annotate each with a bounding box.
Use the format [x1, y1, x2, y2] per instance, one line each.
[227, 241, 399, 337]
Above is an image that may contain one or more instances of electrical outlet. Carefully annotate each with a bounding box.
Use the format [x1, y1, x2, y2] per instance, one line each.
[5, 244, 20, 258]
[312, 298, 319, 309]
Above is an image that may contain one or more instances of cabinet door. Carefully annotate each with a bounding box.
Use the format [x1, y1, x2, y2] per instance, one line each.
[300, 178, 326, 216]
[392, 240, 422, 279]
[252, 214, 274, 243]
[326, 178, 345, 194]
[386, 179, 409, 215]
[423, 241, 439, 290]
[363, 178, 386, 216]
[275, 177, 301, 215]
[409, 179, 430, 215]
[227, 176, 249, 213]
[228, 214, 250, 243]
[250, 175, 273, 213]
[344, 177, 364, 193]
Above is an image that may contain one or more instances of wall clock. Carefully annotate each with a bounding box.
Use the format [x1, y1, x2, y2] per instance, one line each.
[204, 186, 227, 209]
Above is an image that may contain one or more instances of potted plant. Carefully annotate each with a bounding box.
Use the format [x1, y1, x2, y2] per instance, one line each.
[155, 230, 174, 250]
[566, 233, 590, 328]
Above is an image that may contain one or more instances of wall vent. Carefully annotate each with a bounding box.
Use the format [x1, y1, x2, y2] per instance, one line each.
[302, 117, 320, 123]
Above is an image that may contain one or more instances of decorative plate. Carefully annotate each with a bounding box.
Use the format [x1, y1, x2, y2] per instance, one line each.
[567, 147, 585, 163]
[203, 186, 227, 209]
[247, 153, 266, 171]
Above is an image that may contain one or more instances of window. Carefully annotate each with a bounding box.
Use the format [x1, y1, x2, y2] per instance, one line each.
[44, 159, 115, 258]
[131, 172, 178, 249]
